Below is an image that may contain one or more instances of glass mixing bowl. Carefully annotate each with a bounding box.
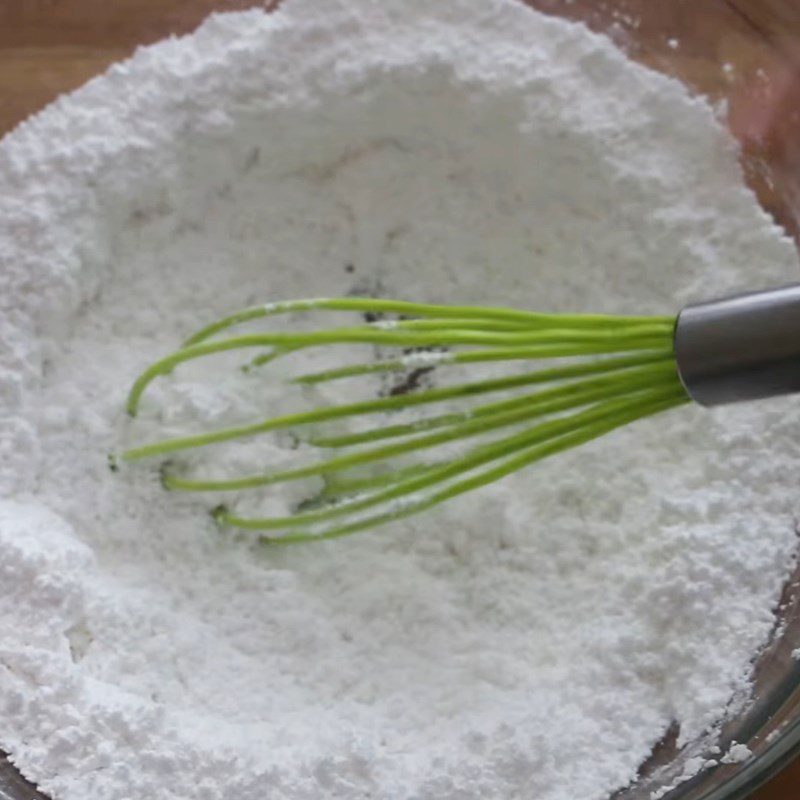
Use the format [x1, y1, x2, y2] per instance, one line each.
[2, 2, 800, 798]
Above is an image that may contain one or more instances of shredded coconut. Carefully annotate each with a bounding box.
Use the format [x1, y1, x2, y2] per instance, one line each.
[1, 1, 799, 799]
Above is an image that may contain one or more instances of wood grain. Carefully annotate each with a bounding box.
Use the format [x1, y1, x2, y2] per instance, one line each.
[0, 2, 799, 799]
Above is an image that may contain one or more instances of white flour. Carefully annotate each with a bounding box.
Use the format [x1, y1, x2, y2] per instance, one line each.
[1, 2, 799, 799]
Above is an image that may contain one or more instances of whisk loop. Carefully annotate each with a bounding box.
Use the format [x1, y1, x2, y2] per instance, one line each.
[122, 297, 688, 542]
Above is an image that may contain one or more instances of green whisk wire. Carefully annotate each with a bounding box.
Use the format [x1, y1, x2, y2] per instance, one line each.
[214, 388, 688, 544]
[121, 297, 687, 542]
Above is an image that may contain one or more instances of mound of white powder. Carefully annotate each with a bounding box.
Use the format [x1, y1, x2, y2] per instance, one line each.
[1, 1, 800, 799]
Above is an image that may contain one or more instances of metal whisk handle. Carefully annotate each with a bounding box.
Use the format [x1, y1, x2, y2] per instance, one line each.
[675, 283, 800, 406]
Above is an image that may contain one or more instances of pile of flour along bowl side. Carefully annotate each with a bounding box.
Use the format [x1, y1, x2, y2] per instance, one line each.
[1, 1, 799, 799]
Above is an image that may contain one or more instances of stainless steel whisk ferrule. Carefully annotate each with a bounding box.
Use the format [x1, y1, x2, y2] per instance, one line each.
[675, 284, 800, 406]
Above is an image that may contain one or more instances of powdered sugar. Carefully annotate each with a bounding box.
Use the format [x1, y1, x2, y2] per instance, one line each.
[721, 742, 753, 765]
[1, 1, 799, 799]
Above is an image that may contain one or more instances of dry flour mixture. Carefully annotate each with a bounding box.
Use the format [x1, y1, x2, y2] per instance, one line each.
[1, 1, 800, 799]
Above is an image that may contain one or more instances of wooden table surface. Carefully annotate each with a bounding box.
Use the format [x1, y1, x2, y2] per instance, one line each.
[1, 2, 799, 799]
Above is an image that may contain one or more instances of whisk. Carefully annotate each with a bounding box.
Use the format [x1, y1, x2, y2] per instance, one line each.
[121, 284, 800, 543]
